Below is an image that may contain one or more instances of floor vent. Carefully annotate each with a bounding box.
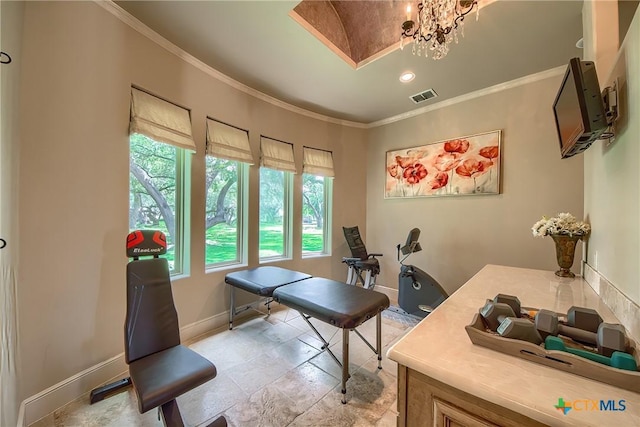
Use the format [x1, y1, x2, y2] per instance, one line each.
[410, 88, 438, 104]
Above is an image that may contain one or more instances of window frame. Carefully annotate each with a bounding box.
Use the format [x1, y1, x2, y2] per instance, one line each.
[259, 167, 294, 262]
[174, 148, 191, 277]
[204, 158, 249, 271]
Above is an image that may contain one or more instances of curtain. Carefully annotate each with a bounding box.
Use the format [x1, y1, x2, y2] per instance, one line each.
[0, 2, 22, 425]
[129, 87, 196, 152]
[303, 146, 334, 177]
[260, 136, 297, 173]
[206, 118, 254, 164]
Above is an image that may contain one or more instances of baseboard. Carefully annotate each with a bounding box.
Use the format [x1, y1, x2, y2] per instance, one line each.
[180, 309, 230, 343]
[18, 353, 128, 427]
[582, 261, 640, 343]
[19, 310, 230, 426]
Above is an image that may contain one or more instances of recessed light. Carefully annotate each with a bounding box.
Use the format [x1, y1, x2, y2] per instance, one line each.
[399, 71, 415, 83]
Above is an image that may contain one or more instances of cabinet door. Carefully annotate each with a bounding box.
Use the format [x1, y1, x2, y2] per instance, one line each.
[433, 399, 497, 427]
[401, 367, 543, 427]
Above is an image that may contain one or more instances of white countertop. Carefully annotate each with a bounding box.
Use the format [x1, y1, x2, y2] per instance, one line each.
[387, 264, 640, 427]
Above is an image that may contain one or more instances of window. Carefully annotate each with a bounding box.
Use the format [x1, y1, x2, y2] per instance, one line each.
[259, 137, 296, 261]
[204, 119, 253, 268]
[128, 88, 195, 275]
[302, 174, 332, 255]
[205, 158, 246, 267]
[259, 168, 293, 259]
[129, 135, 191, 274]
[302, 147, 334, 255]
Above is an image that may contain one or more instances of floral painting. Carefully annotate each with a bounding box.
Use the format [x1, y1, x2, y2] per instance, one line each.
[385, 130, 501, 198]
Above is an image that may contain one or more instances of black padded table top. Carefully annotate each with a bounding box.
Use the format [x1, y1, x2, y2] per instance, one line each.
[273, 277, 390, 329]
[225, 266, 312, 296]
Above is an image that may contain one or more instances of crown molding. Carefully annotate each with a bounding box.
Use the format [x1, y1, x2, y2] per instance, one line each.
[368, 65, 567, 128]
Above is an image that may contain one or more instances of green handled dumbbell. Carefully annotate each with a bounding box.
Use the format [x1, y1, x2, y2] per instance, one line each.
[545, 336, 638, 371]
[535, 309, 627, 357]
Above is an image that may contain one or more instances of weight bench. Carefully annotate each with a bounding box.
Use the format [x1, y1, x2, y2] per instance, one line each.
[91, 230, 226, 427]
[225, 267, 390, 403]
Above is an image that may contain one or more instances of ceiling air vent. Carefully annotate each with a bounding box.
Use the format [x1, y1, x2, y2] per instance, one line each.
[410, 88, 438, 104]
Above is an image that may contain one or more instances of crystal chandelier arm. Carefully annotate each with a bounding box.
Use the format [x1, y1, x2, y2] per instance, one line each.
[452, 1, 477, 30]
[400, 0, 477, 59]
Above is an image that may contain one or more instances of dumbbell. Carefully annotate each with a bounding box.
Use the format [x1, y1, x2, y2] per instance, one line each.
[492, 294, 530, 318]
[479, 301, 543, 345]
[567, 306, 602, 333]
[535, 309, 627, 357]
[493, 294, 603, 332]
[545, 336, 638, 371]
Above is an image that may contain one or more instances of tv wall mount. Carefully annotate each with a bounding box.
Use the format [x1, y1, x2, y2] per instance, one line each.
[601, 80, 618, 140]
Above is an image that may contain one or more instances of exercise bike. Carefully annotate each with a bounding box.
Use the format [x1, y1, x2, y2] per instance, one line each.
[395, 228, 448, 318]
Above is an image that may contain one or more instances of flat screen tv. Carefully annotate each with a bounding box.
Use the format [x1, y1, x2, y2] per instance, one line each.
[552, 58, 608, 158]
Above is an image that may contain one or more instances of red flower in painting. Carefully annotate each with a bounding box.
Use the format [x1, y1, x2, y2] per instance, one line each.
[444, 139, 470, 154]
[434, 152, 461, 172]
[403, 163, 428, 184]
[387, 164, 399, 178]
[431, 172, 449, 190]
[455, 159, 486, 178]
[395, 155, 414, 168]
[479, 146, 499, 161]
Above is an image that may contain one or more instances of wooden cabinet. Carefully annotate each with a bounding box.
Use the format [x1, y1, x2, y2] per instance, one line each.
[396, 365, 546, 427]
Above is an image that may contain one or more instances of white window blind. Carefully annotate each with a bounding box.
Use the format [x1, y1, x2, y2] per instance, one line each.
[129, 87, 196, 152]
[303, 146, 334, 177]
[260, 136, 297, 173]
[206, 118, 254, 164]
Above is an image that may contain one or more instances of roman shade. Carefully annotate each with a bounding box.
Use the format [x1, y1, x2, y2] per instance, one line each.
[129, 88, 196, 152]
[260, 136, 297, 173]
[303, 146, 334, 177]
[205, 118, 254, 164]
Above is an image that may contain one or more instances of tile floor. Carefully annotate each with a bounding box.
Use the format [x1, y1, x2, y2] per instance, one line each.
[31, 304, 418, 427]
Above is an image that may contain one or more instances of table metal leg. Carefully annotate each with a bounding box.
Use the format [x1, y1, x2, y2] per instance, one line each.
[229, 286, 235, 330]
[377, 312, 382, 369]
[342, 328, 349, 404]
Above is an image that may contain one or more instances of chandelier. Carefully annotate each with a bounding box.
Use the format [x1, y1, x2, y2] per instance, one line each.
[401, 0, 478, 60]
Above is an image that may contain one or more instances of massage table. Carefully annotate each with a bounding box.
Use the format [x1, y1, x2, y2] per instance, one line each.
[225, 266, 390, 403]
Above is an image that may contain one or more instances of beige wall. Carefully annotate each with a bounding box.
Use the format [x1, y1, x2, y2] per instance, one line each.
[584, 6, 640, 303]
[366, 75, 585, 295]
[17, 1, 367, 401]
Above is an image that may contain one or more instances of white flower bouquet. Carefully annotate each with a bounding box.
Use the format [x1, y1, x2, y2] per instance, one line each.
[531, 213, 591, 238]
